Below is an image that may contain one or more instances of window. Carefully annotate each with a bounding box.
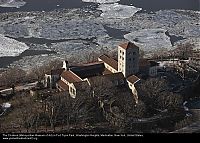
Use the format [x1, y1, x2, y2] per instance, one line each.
[122, 52, 124, 55]
[120, 50, 121, 53]
[72, 89, 75, 95]
[70, 87, 73, 93]
[133, 52, 136, 55]
[122, 57, 124, 60]
[129, 58, 131, 61]
[132, 58, 135, 61]
[120, 56, 121, 59]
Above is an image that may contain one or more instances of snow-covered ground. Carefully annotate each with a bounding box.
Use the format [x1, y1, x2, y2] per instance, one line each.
[97, 3, 142, 19]
[82, 0, 120, 4]
[124, 29, 172, 52]
[0, 0, 26, 8]
[0, 34, 29, 57]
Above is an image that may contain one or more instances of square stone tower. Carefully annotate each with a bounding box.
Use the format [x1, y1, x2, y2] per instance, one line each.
[118, 42, 139, 77]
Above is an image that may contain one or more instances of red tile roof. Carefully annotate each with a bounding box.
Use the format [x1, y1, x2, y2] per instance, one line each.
[61, 70, 82, 83]
[119, 42, 139, 50]
[99, 54, 118, 71]
[103, 68, 113, 75]
[57, 80, 69, 91]
[127, 75, 140, 84]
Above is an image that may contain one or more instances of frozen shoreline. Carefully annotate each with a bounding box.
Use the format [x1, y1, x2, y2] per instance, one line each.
[0, 34, 29, 57]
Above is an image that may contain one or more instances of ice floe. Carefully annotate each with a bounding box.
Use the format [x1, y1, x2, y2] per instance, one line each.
[0, 0, 26, 8]
[0, 34, 29, 57]
[97, 3, 142, 19]
[82, 0, 120, 4]
[124, 29, 172, 52]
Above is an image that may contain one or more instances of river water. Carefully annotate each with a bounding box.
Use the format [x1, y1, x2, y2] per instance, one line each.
[0, 0, 199, 68]
[0, 0, 199, 13]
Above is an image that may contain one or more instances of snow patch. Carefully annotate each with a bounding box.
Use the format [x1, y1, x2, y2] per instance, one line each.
[124, 29, 172, 52]
[0, 34, 29, 57]
[82, 0, 120, 4]
[2, 103, 11, 109]
[97, 3, 142, 19]
[0, 0, 26, 8]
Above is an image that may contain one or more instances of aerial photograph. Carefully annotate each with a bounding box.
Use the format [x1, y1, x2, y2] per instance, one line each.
[0, 0, 199, 140]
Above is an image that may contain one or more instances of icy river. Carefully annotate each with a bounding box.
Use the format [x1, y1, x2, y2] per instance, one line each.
[0, 0, 199, 70]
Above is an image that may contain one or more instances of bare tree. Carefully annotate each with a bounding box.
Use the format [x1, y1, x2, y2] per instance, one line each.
[176, 42, 194, 60]
[28, 59, 63, 83]
[139, 78, 183, 111]
[0, 67, 26, 93]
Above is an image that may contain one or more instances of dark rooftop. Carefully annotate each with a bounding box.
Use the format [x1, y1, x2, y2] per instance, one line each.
[70, 61, 105, 79]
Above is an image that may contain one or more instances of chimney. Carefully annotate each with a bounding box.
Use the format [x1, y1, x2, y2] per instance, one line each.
[63, 60, 69, 70]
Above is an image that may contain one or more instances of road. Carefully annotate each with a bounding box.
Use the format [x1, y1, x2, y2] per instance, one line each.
[0, 81, 38, 94]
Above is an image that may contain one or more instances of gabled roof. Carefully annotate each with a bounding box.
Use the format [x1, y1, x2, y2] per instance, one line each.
[102, 68, 113, 75]
[98, 54, 118, 71]
[61, 70, 82, 83]
[127, 74, 140, 84]
[119, 42, 139, 50]
[57, 80, 69, 91]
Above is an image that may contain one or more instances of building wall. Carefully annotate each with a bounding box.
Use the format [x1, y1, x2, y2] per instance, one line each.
[118, 46, 139, 77]
[127, 81, 138, 103]
[69, 84, 76, 98]
[61, 77, 70, 86]
[44, 74, 60, 89]
[98, 58, 118, 73]
[44, 74, 51, 88]
[104, 63, 118, 73]
[149, 66, 158, 77]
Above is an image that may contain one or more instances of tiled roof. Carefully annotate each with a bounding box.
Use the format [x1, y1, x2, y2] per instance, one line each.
[119, 42, 139, 50]
[61, 70, 82, 83]
[102, 68, 113, 75]
[57, 80, 69, 91]
[127, 74, 140, 84]
[98, 54, 118, 71]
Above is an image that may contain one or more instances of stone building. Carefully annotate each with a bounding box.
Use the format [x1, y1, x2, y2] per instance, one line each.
[44, 41, 156, 103]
